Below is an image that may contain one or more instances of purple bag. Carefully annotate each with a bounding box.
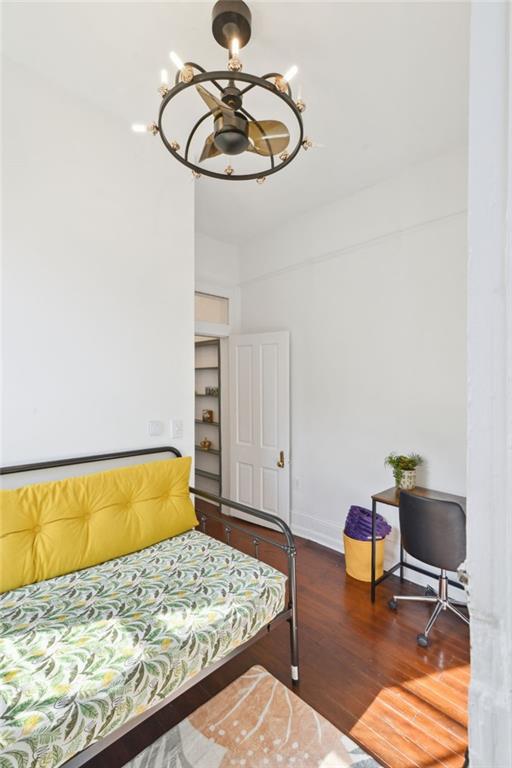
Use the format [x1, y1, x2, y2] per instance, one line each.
[344, 505, 391, 541]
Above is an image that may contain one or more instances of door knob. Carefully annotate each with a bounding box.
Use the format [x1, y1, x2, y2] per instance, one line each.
[277, 450, 285, 468]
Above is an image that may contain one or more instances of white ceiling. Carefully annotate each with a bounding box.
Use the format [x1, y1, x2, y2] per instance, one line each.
[3, 2, 469, 245]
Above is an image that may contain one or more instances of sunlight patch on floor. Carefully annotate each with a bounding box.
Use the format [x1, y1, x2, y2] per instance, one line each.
[348, 664, 470, 768]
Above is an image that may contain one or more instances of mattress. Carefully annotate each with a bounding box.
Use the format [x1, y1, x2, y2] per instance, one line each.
[0, 530, 286, 768]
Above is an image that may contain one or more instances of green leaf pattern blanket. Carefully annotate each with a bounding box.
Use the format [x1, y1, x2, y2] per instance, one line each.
[0, 531, 286, 768]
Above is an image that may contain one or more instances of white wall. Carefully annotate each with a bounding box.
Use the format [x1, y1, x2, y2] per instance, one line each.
[238, 150, 467, 574]
[195, 232, 240, 290]
[195, 231, 241, 334]
[1, 58, 195, 466]
[467, 3, 512, 764]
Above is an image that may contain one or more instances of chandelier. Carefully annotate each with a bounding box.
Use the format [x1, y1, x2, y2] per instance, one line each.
[132, 0, 312, 183]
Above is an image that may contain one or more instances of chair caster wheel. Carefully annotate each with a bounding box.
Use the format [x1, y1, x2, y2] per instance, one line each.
[388, 598, 398, 611]
[417, 633, 429, 647]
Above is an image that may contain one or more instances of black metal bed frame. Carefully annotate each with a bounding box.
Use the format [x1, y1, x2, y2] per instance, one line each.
[0, 446, 299, 768]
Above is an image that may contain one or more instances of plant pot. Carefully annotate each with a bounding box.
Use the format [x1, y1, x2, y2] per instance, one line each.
[343, 533, 385, 582]
[398, 469, 416, 490]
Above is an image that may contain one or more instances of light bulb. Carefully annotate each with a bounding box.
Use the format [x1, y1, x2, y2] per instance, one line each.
[275, 65, 298, 93]
[160, 69, 169, 85]
[170, 51, 185, 71]
[230, 37, 240, 57]
[283, 65, 298, 83]
[169, 51, 194, 83]
[131, 123, 158, 136]
[228, 37, 242, 72]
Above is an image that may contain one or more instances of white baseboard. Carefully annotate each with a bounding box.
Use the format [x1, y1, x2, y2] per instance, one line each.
[291, 511, 343, 553]
[292, 523, 344, 553]
[290, 509, 467, 601]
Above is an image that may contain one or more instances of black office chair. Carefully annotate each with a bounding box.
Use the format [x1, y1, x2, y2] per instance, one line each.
[388, 491, 469, 646]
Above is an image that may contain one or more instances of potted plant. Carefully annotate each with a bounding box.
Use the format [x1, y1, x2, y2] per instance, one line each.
[385, 452, 423, 490]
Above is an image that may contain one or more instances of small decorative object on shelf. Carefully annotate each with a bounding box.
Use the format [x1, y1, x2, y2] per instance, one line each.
[202, 409, 214, 423]
[205, 386, 219, 396]
[200, 437, 213, 451]
[384, 452, 423, 490]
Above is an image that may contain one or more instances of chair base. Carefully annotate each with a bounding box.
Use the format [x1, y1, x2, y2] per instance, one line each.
[388, 570, 469, 646]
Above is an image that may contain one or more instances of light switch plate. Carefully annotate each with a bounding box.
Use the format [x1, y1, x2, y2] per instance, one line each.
[147, 420, 164, 437]
[170, 419, 184, 439]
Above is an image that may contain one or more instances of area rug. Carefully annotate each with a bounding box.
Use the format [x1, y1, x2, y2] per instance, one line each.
[125, 665, 380, 767]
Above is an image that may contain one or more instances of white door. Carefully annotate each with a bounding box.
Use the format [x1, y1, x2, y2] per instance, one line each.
[229, 331, 290, 526]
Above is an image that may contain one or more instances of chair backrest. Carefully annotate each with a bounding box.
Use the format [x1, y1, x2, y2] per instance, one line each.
[399, 492, 466, 571]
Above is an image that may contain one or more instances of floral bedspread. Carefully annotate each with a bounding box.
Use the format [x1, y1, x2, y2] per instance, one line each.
[0, 531, 286, 768]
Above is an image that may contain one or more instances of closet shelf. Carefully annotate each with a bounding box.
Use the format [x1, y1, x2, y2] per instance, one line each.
[196, 469, 221, 481]
[195, 336, 222, 495]
[195, 445, 220, 455]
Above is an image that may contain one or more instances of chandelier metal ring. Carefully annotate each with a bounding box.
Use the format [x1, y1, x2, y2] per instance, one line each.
[158, 69, 305, 182]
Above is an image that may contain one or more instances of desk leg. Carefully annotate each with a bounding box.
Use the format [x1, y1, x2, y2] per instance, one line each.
[400, 541, 404, 584]
[371, 499, 376, 603]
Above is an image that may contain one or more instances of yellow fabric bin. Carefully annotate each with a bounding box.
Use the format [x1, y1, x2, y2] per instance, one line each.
[343, 533, 384, 582]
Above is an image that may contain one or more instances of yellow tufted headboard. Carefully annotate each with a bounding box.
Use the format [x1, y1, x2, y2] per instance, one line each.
[0, 457, 197, 593]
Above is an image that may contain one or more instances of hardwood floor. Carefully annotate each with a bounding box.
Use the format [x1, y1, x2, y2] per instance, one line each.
[87, 515, 470, 768]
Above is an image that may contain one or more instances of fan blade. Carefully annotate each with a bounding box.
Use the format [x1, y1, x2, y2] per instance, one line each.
[247, 120, 290, 156]
[199, 133, 222, 162]
[195, 85, 233, 117]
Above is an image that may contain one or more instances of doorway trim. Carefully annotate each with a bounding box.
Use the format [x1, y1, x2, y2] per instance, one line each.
[467, 3, 512, 765]
[195, 280, 240, 339]
[195, 282, 239, 514]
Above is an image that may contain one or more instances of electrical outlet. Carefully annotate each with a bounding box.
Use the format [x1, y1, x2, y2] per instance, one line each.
[170, 419, 184, 439]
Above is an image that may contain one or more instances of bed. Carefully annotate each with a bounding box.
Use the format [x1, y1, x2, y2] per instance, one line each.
[0, 447, 298, 768]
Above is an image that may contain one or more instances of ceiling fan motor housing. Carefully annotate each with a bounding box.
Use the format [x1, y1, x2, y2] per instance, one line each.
[222, 85, 243, 110]
[213, 112, 250, 155]
[212, 0, 252, 49]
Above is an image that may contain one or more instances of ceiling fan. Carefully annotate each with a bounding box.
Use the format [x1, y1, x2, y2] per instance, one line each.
[195, 84, 290, 162]
[132, 0, 312, 182]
